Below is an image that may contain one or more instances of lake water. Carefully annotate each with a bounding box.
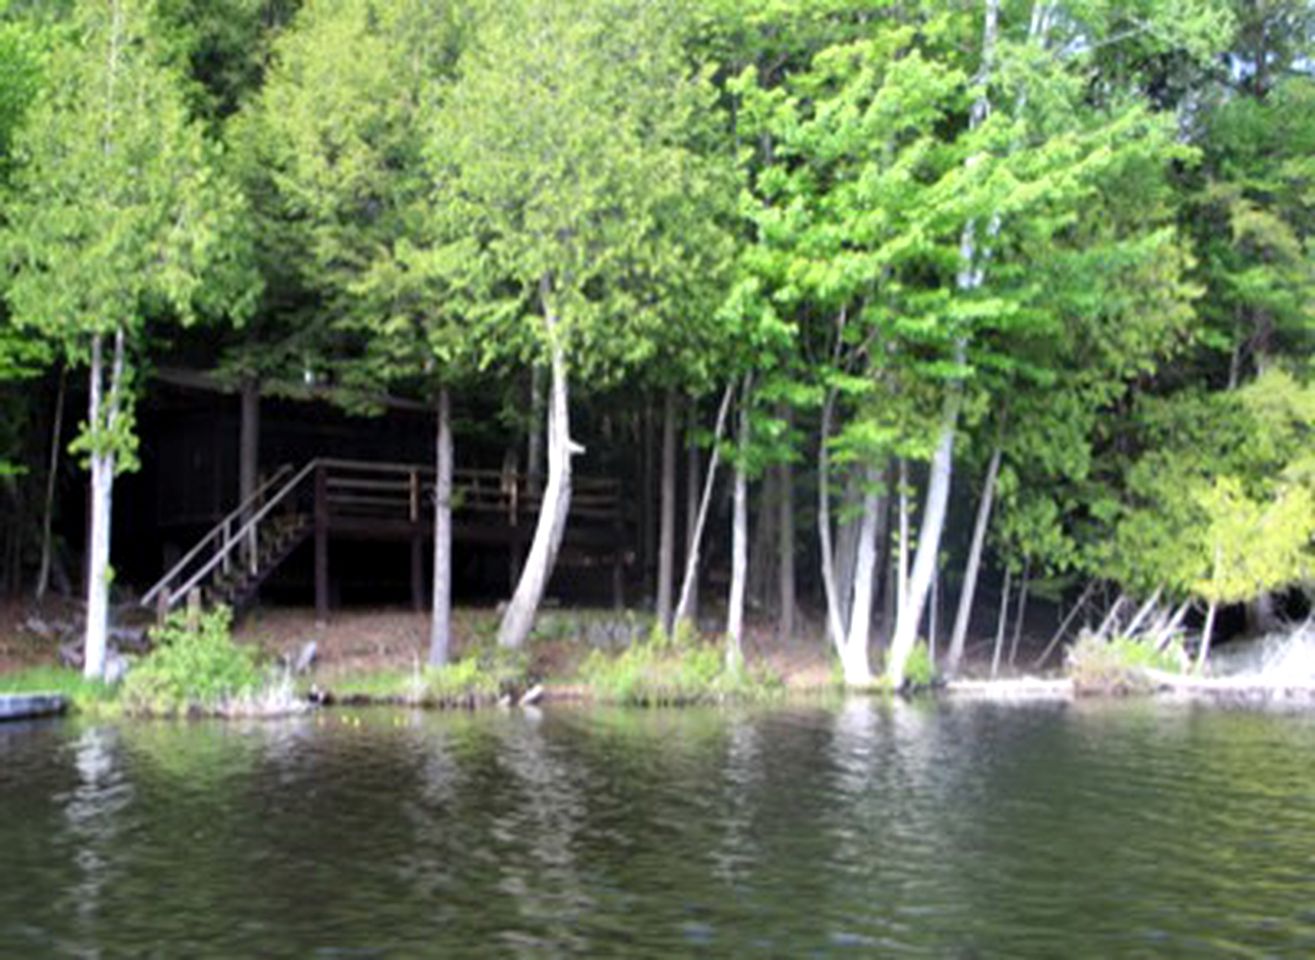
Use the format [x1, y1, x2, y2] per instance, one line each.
[2, 700, 1314, 957]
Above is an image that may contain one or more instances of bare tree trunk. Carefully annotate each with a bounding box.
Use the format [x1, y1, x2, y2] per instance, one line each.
[777, 419, 796, 643]
[726, 375, 752, 671]
[817, 387, 847, 654]
[990, 566, 1012, 680]
[928, 569, 938, 666]
[1033, 580, 1096, 667]
[947, 444, 1001, 675]
[674, 384, 734, 629]
[655, 389, 678, 632]
[499, 277, 579, 650]
[839, 467, 881, 685]
[1008, 558, 1030, 667]
[896, 457, 909, 622]
[429, 387, 453, 666]
[684, 406, 702, 624]
[85, 330, 125, 680]
[835, 465, 862, 629]
[35, 366, 67, 601]
[888, 370, 963, 687]
[1197, 599, 1219, 673]
[888, 0, 1001, 687]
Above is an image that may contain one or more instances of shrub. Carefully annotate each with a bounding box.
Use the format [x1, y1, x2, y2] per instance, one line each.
[121, 607, 261, 716]
[903, 641, 936, 688]
[1066, 632, 1183, 695]
[581, 636, 778, 706]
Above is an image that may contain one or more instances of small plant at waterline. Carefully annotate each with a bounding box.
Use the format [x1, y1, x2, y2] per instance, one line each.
[581, 631, 780, 706]
[1066, 632, 1185, 695]
[121, 607, 297, 716]
[903, 641, 936, 689]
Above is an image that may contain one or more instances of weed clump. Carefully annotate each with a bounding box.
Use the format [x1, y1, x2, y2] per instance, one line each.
[581, 626, 780, 706]
[121, 607, 295, 716]
[1066, 632, 1184, 695]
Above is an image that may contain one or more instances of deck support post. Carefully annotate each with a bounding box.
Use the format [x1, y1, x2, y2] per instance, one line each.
[315, 464, 328, 624]
[410, 532, 424, 612]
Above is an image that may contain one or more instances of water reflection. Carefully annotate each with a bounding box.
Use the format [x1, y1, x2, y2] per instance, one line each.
[1, 702, 1314, 957]
[61, 727, 130, 960]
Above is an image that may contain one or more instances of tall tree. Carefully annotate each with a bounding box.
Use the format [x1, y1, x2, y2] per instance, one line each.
[1, 0, 250, 677]
[432, 0, 730, 650]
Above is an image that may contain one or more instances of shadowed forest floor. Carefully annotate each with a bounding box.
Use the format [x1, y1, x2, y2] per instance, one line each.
[0, 598, 1066, 687]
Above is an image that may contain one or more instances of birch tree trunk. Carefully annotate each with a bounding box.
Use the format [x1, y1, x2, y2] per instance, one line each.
[84, 329, 126, 680]
[885, 0, 1000, 686]
[655, 389, 677, 632]
[990, 566, 1012, 679]
[816, 387, 847, 655]
[499, 278, 578, 649]
[429, 387, 453, 666]
[725, 375, 752, 670]
[835, 466, 863, 629]
[888, 374, 963, 687]
[684, 408, 702, 624]
[896, 458, 909, 622]
[1197, 599, 1219, 673]
[1008, 558, 1030, 666]
[674, 384, 733, 629]
[35, 367, 66, 602]
[947, 444, 1001, 675]
[839, 469, 881, 685]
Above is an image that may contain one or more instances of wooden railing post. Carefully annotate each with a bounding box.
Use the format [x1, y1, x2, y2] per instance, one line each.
[315, 463, 329, 624]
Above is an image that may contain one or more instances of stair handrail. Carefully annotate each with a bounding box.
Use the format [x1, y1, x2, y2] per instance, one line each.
[141, 463, 295, 609]
[148, 460, 320, 611]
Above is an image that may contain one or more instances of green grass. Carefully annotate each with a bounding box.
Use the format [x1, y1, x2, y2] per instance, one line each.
[0, 665, 119, 715]
[579, 637, 782, 706]
[323, 646, 529, 706]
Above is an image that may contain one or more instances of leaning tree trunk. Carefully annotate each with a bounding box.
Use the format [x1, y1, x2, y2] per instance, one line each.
[1197, 599, 1219, 673]
[896, 458, 910, 622]
[946, 444, 1001, 675]
[499, 278, 578, 650]
[888, 0, 1000, 687]
[655, 389, 678, 633]
[839, 467, 883, 685]
[35, 366, 67, 602]
[84, 330, 126, 680]
[816, 387, 847, 655]
[429, 387, 454, 666]
[684, 407, 702, 624]
[725, 374, 752, 671]
[888, 370, 964, 687]
[990, 566, 1012, 679]
[674, 384, 733, 630]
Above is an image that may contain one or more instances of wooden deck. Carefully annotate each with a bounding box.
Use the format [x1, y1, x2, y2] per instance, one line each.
[143, 458, 632, 619]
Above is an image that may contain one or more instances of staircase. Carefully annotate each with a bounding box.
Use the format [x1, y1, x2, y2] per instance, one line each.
[141, 461, 317, 617]
[142, 458, 628, 619]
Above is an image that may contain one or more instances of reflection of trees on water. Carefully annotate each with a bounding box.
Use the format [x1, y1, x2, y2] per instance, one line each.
[482, 709, 593, 954]
[711, 714, 761, 890]
[61, 725, 130, 960]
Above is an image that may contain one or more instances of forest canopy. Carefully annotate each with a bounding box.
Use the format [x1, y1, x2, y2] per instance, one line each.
[0, 0, 1310, 684]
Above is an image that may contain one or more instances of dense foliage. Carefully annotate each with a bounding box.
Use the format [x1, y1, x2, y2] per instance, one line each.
[0, 0, 1309, 683]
